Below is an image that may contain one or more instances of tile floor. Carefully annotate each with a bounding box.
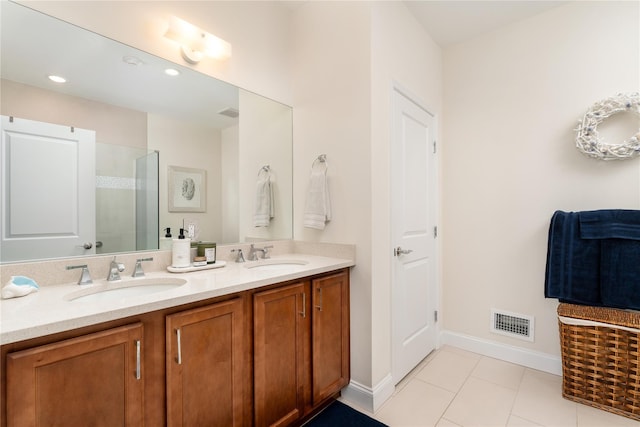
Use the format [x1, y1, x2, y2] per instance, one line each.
[342, 346, 639, 427]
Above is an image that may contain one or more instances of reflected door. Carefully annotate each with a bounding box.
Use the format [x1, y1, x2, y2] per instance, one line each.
[1, 116, 96, 261]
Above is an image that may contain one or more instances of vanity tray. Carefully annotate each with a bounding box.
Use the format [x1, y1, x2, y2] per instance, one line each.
[167, 261, 226, 273]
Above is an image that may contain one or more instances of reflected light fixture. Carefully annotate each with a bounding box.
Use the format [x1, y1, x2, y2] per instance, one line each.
[164, 16, 232, 64]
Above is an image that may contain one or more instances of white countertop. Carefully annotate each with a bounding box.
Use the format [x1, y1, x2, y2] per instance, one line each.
[1, 254, 354, 345]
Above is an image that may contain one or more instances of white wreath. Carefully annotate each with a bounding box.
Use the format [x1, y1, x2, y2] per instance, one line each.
[575, 92, 640, 160]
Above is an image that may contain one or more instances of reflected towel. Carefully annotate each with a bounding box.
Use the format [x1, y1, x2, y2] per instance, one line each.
[303, 167, 331, 230]
[253, 171, 274, 227]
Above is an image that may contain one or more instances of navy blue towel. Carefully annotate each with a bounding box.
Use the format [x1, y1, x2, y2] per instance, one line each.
[579, 209, 640, 240]
[600, 239, 640, 310]
[545, 209, 640, 310]
[544, 210, 601, 305]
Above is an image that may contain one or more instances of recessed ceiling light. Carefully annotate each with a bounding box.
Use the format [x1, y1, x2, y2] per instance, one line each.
[48, 75, 66, 83]
[164, 68, 180, 76]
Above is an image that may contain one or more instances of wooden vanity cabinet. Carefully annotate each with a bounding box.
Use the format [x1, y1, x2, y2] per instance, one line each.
[6, 323, 144, 427]
[253, 281, 311, 427]
[253, 269, 350, 427]
[311, 270, 350, 405]
[1, 268, 350, 427]
[166, 297, 245, 427]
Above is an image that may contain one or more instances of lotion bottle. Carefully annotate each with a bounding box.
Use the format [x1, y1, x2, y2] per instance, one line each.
[171, 228, 191, 268]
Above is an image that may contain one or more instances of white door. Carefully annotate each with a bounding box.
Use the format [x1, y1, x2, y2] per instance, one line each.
[391, 89, 438, 383]
[1, 116, 96, 262]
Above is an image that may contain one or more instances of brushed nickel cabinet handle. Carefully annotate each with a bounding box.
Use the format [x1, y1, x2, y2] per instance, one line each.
[300, 292, 306, 318]
[315, 288, 323, 311]
[135, 340, 141, 380]
[176, 328, 182, 365]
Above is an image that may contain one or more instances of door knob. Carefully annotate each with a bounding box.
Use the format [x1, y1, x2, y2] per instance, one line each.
[394, 246, 413, 256]
[77, 242, 93, 250]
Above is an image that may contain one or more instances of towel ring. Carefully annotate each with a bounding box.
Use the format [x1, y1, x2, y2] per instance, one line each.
[312, 154, 328, 170]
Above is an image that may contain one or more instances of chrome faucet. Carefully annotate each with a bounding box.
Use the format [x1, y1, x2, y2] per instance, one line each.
[248, 244, 274, 261]
[66, 264, 93, 285]
[107, 256, 125, 281]
[132, 257, 153, 277]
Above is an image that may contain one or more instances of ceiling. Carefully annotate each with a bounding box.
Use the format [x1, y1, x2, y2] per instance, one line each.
[283, 1, 569, 47]
[404, 1, 569, 46]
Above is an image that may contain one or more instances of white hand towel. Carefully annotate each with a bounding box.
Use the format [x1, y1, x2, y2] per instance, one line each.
[254, 172, 274, 227]
[303, 168, 331, 230]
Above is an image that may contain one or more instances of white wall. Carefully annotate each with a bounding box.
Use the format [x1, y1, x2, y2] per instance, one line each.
[442, 1, 640, 358]
[292, 1, 442, 411]
[221, 125, 240, 243]
[238, 90, 293, 242]
[291, 0, 374, 393]
[1, 79, 147, 148]
[148, 114, 222, 242]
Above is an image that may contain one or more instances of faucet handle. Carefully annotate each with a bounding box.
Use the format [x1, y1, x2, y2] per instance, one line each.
[66, 264, 93, 285]
[262, 245, 274, 259]
[231, 248, 245, 263]
[132, 257, 153, 277]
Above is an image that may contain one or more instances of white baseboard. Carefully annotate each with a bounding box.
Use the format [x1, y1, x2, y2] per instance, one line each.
[440, 330, 562, 376]
[341, 373, 394, 413]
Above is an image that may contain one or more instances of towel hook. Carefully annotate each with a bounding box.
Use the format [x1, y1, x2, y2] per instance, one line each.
[312, 154, 328, 170]
[258, 165, 271, 176]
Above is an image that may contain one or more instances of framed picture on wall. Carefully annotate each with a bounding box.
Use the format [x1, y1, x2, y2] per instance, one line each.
[168, 165, 206, 212]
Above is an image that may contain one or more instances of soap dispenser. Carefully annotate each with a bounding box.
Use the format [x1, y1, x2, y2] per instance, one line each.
[171, 228, 191, 268]
[160, 227, 173, 251]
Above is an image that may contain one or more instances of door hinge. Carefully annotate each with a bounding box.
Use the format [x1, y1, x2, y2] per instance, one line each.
[433, 226, 438, 238]
[433, 140, 437, 154]
[434, 311, 438, 322]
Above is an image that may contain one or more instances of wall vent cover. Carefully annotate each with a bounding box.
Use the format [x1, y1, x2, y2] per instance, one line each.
[490, 309, 534, 342]
[218, 107, 239, 118]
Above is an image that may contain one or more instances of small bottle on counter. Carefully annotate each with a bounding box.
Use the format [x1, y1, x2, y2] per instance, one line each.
[197, 242, 217, 264]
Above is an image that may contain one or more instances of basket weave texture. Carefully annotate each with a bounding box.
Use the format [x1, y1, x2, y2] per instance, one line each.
[558, 303, 640, 420]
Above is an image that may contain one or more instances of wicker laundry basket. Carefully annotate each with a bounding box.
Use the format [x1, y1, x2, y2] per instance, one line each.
[557, 303, 640, 420]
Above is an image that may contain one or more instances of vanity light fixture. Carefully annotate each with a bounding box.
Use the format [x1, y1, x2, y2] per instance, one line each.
[48, 75, 66, 83]
[163, 16, 232, 64]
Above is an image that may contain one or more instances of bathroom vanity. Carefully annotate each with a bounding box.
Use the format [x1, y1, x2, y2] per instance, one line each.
[0, 254, 352, 427]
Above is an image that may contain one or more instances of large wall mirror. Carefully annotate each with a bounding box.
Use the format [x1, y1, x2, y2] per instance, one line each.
[0, 1, 293, 263]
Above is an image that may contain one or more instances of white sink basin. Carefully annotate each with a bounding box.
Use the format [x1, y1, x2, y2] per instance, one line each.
[245, 259, 309, 272]
[66, 277, 187, 303]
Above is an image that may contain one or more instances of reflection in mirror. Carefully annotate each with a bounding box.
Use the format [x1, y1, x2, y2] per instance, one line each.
[0, 1, 292, 263]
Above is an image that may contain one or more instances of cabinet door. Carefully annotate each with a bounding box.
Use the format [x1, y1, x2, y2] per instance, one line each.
[253, 282, 310, 427]
[6, 323, 144, 427]
[312, 270, 350, 403]
[166, 298, 244, 427]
